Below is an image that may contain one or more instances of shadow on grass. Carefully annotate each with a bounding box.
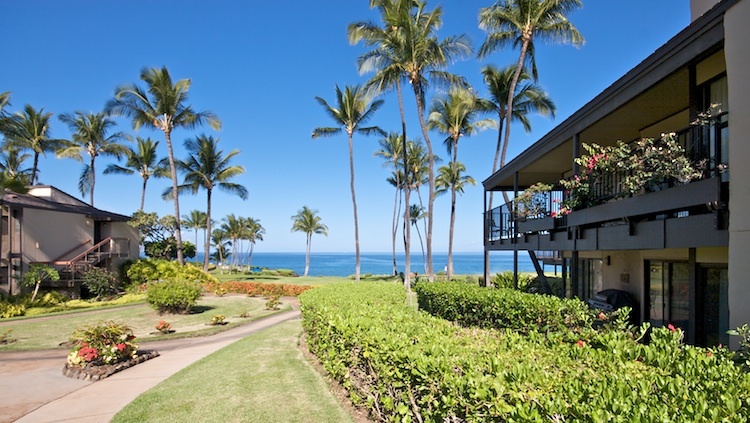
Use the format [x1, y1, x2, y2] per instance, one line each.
[190, 305, 216, 314]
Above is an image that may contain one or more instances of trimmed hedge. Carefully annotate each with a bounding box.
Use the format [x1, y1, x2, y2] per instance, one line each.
[203, 281, 313, 297]
[146, 279, 202, 314]
[301, 283, 750, 422]
[125, 259, 218, 286]
[415, 281, 592, 333]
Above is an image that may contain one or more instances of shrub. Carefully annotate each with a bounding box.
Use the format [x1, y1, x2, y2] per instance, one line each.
[154, 320, 172, 334]
[210, 314, 226, 325]
[265, 295, 280, 310]
[0, 301, 25, 318]
[491, 270, 534, 290]
[146, 279, 203, 314]
[67, 321, 137, 367]
[0, 328, 16, 344]
[82, 267, 119, 300]
[415, 282, 592, 333]
[126, 259, 218, 286]
[202, 281, 313, 297]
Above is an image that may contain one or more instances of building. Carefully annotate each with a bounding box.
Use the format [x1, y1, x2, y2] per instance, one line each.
[483, 0, 748, 346]
[0, 186, 139, 298]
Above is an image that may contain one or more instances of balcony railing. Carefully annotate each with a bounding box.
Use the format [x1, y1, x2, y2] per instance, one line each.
[486, 112, 728, 242]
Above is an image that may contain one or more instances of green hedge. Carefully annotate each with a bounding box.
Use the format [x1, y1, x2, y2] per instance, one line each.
[415, 281, 592, 333]
[301, 283, 750, 422]
[146, 279, 203, 314]
[125, 259, 218, 286]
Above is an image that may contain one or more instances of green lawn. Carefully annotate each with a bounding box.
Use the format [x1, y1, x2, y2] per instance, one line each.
[112, 319, 354, 423]
[0, 295, 289, 351]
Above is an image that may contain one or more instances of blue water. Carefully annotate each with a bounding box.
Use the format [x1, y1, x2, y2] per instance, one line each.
[194, 252, 539, 277]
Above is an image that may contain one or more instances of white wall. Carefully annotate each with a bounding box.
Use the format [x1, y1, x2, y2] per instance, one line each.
[22, 209, 93, 264]
[725, 0, 750, 344]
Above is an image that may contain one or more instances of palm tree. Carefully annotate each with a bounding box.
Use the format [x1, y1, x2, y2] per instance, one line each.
[182, 210, 207, 265]
[57, 111, 129, 206]
[482, 64, 555, 208]
[428, 87, 494, 164]
[4, 105, 65, 185]
[243, 217, 264, 269]
[408, 204, 427, 274]
[435, 161, 476, 280]
[312, 85, 385, 282]
[291, 206, 328, 277]
[166, 135, 247, 271]
[374, 132, 405, 276]
[211, 228, 231, 272]
[105, 66, 222, 264]
[478, 0, 582, 192]
[0, 92, 11, 133]
[0, 146, 32, 189]
[104, 137, 170, 211]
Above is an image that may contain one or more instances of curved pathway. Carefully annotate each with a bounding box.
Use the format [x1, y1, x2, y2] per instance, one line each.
[0, 298, 301, 423]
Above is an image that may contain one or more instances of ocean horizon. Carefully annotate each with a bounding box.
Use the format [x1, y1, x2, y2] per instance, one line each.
[194, 251, 543, 277]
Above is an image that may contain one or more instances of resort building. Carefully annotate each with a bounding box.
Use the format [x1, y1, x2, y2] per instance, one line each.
[483, 0, 748, 346]
[0, 186, 139, 298]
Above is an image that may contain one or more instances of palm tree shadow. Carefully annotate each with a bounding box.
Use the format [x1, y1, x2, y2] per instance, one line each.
[190, 305, 215, 314]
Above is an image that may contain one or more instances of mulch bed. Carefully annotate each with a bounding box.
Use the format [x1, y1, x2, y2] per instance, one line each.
[62, 350, 160, 381]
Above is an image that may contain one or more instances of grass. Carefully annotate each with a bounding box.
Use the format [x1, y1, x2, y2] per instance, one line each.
[112, 319, 354, 423]
[0, 295, 289, 351]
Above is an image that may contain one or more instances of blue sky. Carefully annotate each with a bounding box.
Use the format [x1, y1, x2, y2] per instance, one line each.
[1, 1, 690, 253]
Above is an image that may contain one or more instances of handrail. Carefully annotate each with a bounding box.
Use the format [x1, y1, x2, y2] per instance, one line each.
[52, 240, 93, 262]
[67, 237, 114, 264]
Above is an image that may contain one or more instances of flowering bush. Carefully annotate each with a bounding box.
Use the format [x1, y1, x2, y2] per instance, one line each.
[67, 321, 138, 367]
[202, 281, 314, 297]
[265, 295, 280, 310]
[514, 182, 553, 219]
[210, 314, 226, 325]
[154, 320, 172, 334]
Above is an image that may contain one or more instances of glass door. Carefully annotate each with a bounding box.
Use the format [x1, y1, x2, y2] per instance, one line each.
[648, 261, 690, 333]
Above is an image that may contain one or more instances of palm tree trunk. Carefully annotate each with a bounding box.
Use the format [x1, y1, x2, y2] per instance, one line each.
[413, 86, 434, 281]
[347, 133, 361, 282]
[204, 190, 212, 271]
[397, 80, 411, 290]
[391, 186, 400, 276]
[140, 177, 147, 211]
[415, 191, 428, 274]
[489, 114, 506, 211]
[31, 152, 40, 185]
[304, 233, 311, 277]
[163, 126, 184, 264]
[447, 139, 459, 281]
[89, 157, 96, 206]
[414, 221, 426, 275]
[502, 39, 531, 206]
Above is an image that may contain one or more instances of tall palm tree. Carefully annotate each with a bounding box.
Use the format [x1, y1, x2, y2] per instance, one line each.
[291, 206, 328, 277]
[408, 204, 427, 274]
[220, 214, 245, 269]
[435, 161, 476, 280]
[0, 92, 11, 133]
[105, 66, 222, 264]
[57, 111, 129, 206]
[482, 64, 555, 208]
[374, 132, 405, 276]
[242, 217, 264, 268]
[0, 147, 32, 187]
[312, 85, 385, 282]
[166, 135, 247, 271]
[478, 0, 582, 190]
[182, 210, 207, 265]
[211, 228, 231, 272]
[104, 137, 170, 211]
[4, 105, 65, 185]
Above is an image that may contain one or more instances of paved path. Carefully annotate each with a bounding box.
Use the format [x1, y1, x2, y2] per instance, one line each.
[0, 300, 301, 423]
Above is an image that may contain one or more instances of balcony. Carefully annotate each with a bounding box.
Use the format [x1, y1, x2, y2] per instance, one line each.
[486, 113, 728, 250]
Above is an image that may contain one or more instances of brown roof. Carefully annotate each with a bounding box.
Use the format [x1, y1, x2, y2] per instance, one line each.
[1, 189, 131, 222]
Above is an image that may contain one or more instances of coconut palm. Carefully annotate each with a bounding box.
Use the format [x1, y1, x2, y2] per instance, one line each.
[0, 92, 11, 133]
[165, 135, 247, 271]
[428, 87, 494, 163]
[242, 217, 264, 269]
[104, 137, 170, 211]
[0, 146, 32, 190]
[478, 0, 582, 194]
[408, 204, 427, 274]
[211, 228, 231, 272]
[291, 206, 328, 277]
[312, 85, 385, 282]
[374, 132, 405, 276]
[105, 66, 221, 264]
[182, 210, 207, 265]
[4, 105, 65, 185]
[220, 214, 245, 269]
[482, 64, 555, 208]
[435, 161, 476, 280]
[57, 111, 129, 206]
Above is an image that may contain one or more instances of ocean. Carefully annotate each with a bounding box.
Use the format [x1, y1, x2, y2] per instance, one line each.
[193, 252, 540, 277]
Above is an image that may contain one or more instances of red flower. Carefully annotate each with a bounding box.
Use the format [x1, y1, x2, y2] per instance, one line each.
[706, 352, 713, 357]
[597, 312, 607, 320]
[667, 324, 677, 332]
[116, 343, 127, 352]
[576, 340, 585, 348]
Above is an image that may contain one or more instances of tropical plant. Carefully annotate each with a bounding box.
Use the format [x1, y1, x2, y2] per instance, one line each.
[515, 182, 553, 219]
[211, 228, 231, 271]
[409, 204, 427, 274]
[291, 206, 329, 277]
[220, 213, 246, 269]
[146, 279, 203, 314]
[106, 66, 221, 264]
[182, 210, 208, 265]
[482, 64, 555, 208]
[478, 0, 583, 201]
[103, 137, 169, 211]
[67, 321, 137, 367]
[165, 135, 247, 271]
[374, 132, 405, 276]
[0, 146, 32, 192]
[22, 264, 60, 302]
[312, 84, 385, 282]
[3, 105, 65, 185]
[242, 217, 265, 268]
[57, 111, 129, 205]
[435, 161, 476, 279]
[81, 267, 119, 300]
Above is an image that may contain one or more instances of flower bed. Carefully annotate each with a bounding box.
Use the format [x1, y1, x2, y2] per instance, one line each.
[301, 282, 750, 422]
[204, 281, 314, 297]
[63, 350, 160, 381]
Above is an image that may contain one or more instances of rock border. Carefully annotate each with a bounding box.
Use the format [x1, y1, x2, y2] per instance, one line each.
[62, 350, 160, 381]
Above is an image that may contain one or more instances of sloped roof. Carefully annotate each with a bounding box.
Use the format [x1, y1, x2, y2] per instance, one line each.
[1, 187, 131, 222]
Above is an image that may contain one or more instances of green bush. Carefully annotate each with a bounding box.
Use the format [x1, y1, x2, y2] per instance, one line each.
[82, 267, 119, 300]
[301, 283, 750, 422]
[146, 279, 203, 314]
[491, 270, 534, 290]
[0, 301, 25, 318]
[126, 259, 218, 286]
[415, 281, 592, 333]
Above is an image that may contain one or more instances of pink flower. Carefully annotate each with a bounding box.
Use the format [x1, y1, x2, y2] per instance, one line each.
[667, 324, 676, 332]
[116, 343, 127, 352]
[597, 312, 607, 320]
[576, 340, 585, 348]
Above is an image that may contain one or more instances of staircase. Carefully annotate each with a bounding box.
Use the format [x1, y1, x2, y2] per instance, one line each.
[44, 237, 131, 287]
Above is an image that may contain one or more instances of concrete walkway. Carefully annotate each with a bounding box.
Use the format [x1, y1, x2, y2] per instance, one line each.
[1, 304, 301, 423]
